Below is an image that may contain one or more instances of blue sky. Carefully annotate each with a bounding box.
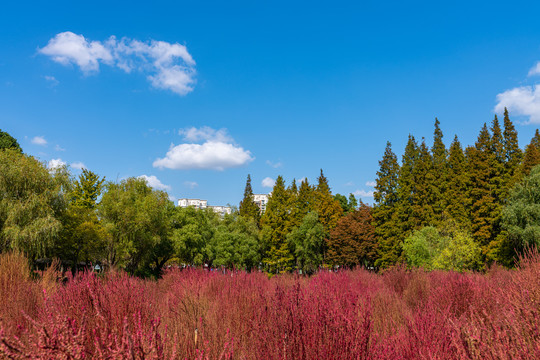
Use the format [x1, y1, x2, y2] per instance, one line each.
[2, 0, 540, 206]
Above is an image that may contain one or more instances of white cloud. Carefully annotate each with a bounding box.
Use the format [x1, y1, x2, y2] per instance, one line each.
[31, 136, 47, 146]
[153, 127, 254, 171]
[528, 62, 540, 77]
[266, 160, 282, 168]
[138, 175, 171, 191]
[495, 85, 540, 124]
[48, 158, 66, 170]
[39, 31, 196, 95]
[353, 189, 374, 198]
[71, 161, 86, 170]
[366, 181, 376, 187]
[39, 32, 113, 73]
[44, 75, 59, 86]
[179, 126, 232, 143]
[154, 142, 253, 170]
[262, 177, 276, 188]
[184, 181, 198, 189]
[55, 144, 65, 151]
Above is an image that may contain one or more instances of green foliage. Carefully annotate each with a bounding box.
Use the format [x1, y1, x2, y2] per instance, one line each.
[334, 193, 349, 213]
[445, 135, 470, 228]
[314, 169, 343, 231]
[501, 165, 540, 259]
[0, 150, 66, 259]
[402, 227, 448, 269]
[207, 213, 261, 270]
[239, 174, 260, 223]
[260, 176, 294, 273]
[71, 169, 105, 209]
[403, 224, 481, 272]
[170, 206, 217, 266]
[373, 142, 400, 268]
[432, 231, 482, 272]
[99, 177, 172, 274]
[287, 212, 326, 273]
[0, 130, 22, 153]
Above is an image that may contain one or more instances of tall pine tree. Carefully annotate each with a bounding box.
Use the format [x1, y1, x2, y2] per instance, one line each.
[373, 142, 401, 268]
[239, 174, 260, 223]
[313, 169, 343, 232]
[260, 176, 294, 273]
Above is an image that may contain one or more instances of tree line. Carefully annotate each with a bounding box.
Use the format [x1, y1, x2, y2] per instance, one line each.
[1, 110, 540, 276]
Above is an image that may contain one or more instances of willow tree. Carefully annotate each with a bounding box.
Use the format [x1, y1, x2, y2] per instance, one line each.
[0, 149, 66, 259]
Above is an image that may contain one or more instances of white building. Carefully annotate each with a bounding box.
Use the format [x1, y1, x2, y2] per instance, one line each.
[252, 194, 269, 213]
[177, 198, 207, 209]
[178, 198, 231, 216]
[208, 205, 232, 216]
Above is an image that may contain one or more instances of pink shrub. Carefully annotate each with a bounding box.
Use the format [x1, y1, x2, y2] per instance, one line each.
[2, 255, 540, 359]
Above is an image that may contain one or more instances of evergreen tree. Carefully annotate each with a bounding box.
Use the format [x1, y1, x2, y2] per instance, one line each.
[71, 169, 106, 209]
[520, 130, 540, 177]
[373, 142, 400, 268]
[466, 123, 499, 250]
[414, 138, 436, 226]
[260, 176, 294, 273]
[239, 174, 260, 223]
[503, 108, 522, 190]
[313, 169, 343, 232]
[296, 178, 315, 222]
[395, 135, 421, 237]
[445, 135, 470, 228]
[430, 118, 448, 220]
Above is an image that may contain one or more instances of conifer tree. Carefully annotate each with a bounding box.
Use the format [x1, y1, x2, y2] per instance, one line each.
[445, 135, 470, 228]
[296, 178, 315, 222]
[373, 142, 400, 268]
[414, 138, 436, 226]
[503, 108, 522, 190]
[430, 118, 448, 220]
[71, 169, 106, 209]
[313, 169, 343, 231]
[467, 123, 499, 249]
[239, 174, 260, 223]
[260, 175, 294, 273]
[520, 130, 540, 177]
[395, 135, 421, 237]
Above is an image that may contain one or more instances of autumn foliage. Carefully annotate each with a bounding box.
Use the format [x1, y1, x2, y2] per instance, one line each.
[1, 251, 540, 359]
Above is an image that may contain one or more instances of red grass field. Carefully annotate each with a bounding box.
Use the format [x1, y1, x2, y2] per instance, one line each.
[1, 252, 539, 359]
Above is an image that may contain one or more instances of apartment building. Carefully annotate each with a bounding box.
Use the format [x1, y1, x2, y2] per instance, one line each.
[252, 194, 269, 213]
[177, 198, 232, 216]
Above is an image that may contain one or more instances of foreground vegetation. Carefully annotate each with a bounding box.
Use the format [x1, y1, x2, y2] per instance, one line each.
[1, 251, 539, 359]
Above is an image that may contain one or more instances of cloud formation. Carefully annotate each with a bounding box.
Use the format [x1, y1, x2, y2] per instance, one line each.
[48, 158, 66, 170]
[184, 181, 199, 189]
[365, 181, 376, 187]
[31, 136, 47, 146]
[153, 127, 254, 171]
[39, 31, 196, 95]
[262, 177, 276, 188]
[71, 162, 86, 170]
[528, 62, 540, 77]
[138, 175, 171, 191]
[266, 160, 282, 168]
[495, 85, 540, 124]
[353, 189, 374, 198]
